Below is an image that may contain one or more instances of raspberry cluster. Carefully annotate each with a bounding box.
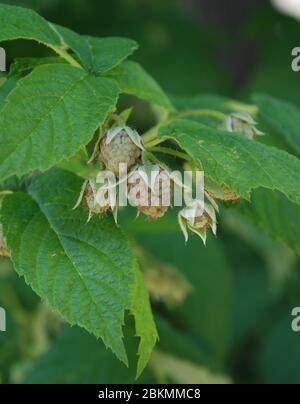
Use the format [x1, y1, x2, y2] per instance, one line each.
[75, 123, 219, 244]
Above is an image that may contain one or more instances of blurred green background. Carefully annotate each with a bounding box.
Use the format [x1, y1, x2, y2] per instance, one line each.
[1, 0, 300, 384]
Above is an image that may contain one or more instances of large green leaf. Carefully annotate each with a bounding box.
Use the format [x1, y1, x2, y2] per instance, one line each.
[238, 189, 300, 255]
[253, 93, 300, 156]
[105, 61, 173, 110]
[0, 64, 119, 182]
[1, 169, 156, 368]
[0, 4, 137, 72]
[159, 119, 300, 204]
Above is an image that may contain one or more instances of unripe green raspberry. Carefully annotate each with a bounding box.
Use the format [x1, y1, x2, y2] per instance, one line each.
[74, 179, 111, 221]
[128, 165, 171, 220]
[178, 201, 217, 244]
[99, 127, 143, 175]
[223, 112, 264, 140]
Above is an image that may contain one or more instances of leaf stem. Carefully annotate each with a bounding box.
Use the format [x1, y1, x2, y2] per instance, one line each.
[148, 146, 192, 161]
[175, 109, 226, 121]
[50, 46, 83, 69]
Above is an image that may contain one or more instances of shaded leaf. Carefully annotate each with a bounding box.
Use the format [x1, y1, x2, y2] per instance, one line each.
[253, 93, 300, 156]
[105, 61, 173, 110]
[238, 189, 300, 255]
[159, 119, 300, 204]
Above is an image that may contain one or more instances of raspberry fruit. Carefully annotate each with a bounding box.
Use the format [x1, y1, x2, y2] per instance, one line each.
[178, 200, 217, 244]
[74, 179, 112, 222]
[128, 165, 171, 220]
[98, 126, 144, 175]
[223, 112, 264, 140]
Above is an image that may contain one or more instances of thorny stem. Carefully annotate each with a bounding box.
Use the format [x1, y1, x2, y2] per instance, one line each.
[148, 146, 192, 162]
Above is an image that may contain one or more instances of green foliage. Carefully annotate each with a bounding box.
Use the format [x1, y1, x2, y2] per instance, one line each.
[1, 2, 300, 384]
[253, 93, 300, 156]
[1, 169, 156, 372]
[159, 119, 300, 204]
[0, 64, 119, 181]
[238, 190, 300, 255]
[105, 61, 173, 109]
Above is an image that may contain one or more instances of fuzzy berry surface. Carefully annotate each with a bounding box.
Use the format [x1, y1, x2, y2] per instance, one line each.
[84, 182, 110, 216]
[99, 130, 141, 175]
[128, 168, 171, 220]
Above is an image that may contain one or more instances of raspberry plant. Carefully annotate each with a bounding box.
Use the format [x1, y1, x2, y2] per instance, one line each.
[1, 3, 300, 379]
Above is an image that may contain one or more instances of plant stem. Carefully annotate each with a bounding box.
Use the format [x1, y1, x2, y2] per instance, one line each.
[142, 124, 160, 145]
[148, 146, 192, 161]
[50, 46, 83, 69]
[227, 101, 258, 116]
[175, 109, 226, 121]
[145, 138, 166, 148]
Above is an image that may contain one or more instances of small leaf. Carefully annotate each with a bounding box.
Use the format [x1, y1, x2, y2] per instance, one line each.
[1, 169, 157, 367]
[0, 64, 119, 182]
[105, 61, 173, 110]
[85, 36, 138, 74]
[253, 93, 300, 156]
[159, 119, 300, 205]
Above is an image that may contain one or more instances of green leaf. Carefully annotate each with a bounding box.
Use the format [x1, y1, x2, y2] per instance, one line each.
[0, 4, 61, 48]
[0, 4, 137, 72]
[9, 57, 66, 77]
[159, 119, 300, 204]
[105, 61, 173, 110]
[85, 36, 138, 74]
[0, 64, 119, 182]
[131, 268, 158, 377]
[0, 77, 17, 109]
[238, 189, 300, 255]
[1, 169, 156, 367]
[253, 93, 300, 156]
